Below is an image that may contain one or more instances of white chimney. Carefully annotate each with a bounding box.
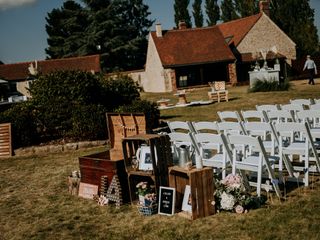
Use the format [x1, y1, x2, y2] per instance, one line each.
[156, 23, 162, 37]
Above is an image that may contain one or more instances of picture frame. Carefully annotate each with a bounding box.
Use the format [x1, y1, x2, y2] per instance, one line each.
[158, 186, 176, 216]
[137, 145, 157, 171]
[78, 182, 98, 199]
[181, 185, 192, 213]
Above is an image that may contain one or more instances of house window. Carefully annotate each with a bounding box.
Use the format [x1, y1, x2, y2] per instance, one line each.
[179, 76, 187, 87]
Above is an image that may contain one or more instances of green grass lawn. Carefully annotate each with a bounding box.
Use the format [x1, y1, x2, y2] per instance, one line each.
[1, 80, 320, 240]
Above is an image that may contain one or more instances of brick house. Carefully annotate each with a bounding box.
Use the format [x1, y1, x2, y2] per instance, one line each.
[142, 1, 296, 92]
[0, 55, 101, 100]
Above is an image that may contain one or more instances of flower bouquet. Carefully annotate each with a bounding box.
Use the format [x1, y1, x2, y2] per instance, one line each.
[214, 174, 263, 213]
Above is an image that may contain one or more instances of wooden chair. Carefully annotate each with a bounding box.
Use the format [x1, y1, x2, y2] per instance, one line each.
[208, 81, 228, 102]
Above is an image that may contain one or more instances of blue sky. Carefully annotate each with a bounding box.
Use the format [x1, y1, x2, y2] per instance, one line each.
[0, 0, 319, 64]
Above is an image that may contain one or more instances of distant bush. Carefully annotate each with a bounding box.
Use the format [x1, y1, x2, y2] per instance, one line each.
[100, 74, 140, 111]
[116, 100, 160, 130]
[0, 70, 142, 148]
[248, 80, 291, 92]
[0, 102, 39, 149]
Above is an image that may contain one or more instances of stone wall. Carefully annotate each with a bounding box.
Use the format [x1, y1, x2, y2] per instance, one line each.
[238, 13, 296, 65]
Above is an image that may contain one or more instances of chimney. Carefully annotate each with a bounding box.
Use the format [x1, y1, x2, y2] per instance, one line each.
[155, 23, 162, 37]
[178, 21, 187, 30]
[259, 0, 270, 16]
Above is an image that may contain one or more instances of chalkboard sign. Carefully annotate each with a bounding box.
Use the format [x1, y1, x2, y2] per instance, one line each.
[158, 186, 175, 216]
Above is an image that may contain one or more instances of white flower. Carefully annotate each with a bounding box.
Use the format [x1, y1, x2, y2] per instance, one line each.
[220, 192, 235, 210]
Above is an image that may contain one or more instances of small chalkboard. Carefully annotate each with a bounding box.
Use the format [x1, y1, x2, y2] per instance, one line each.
[158, 186, 175, 216]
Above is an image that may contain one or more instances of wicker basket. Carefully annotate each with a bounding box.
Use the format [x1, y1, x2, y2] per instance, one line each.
[137, 203, 158, 216]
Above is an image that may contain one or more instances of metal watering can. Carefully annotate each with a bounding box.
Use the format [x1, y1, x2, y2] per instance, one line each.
[176, 145, 191, 167]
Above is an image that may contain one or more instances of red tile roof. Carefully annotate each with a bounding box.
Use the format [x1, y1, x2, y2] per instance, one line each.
[151, 26, 235, 67]
[0, 55, 101, 81]
[217, 13, 262, 46]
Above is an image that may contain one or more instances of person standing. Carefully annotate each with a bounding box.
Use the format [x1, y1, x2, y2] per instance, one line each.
[303, 55, 317, 85]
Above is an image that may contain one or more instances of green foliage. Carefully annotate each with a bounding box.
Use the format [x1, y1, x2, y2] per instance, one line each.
[192, 0, 203, 27]
[174, 0, 192, 28]
[100, 75, 141, 111]
[220, 0, 239, 22]
[270, 0, 319, 57]
[205, 0, 220, 26]
[0, 70, 143, 147]
[45, 0, 154, 72]
[0, 102, 39, 149]
[45, 0, 89, 58]
[248, 80, 291, 93]
[116, 99, 160, 130]
[68, 104, 107, 140]
[235, 0, 258, 18]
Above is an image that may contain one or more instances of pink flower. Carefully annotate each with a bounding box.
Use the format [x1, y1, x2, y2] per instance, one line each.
[235, 205, 244, 214]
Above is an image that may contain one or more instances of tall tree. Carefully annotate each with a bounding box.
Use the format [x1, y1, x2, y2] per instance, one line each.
[220, 0, 239, 22]
[270, 0, 319, 57]
[192, 0, 203, 27]
[45, 0, 89, 59]
[205, 0, 220, 26]
[45, 0, 153, 71]
[174, 0, 192, 28]
[235, 0, 258, 18]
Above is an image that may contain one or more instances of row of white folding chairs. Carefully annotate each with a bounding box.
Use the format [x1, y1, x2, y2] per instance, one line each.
[168, 121, 320, 193]
[168, 130, 282, 198]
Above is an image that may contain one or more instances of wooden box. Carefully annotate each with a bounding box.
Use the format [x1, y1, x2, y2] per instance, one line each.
[78, 151, 129, 203]
[106, 113, 148, 159]
[169, 166, 215, 220]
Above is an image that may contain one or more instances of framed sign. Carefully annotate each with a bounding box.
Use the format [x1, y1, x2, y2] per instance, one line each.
[78, 182, 98, 199]
[136, 145, 157, 171]
[181, 185, 192, 213]
[158, 186, 175, 216]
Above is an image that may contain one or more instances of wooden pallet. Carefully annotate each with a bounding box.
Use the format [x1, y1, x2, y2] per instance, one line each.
[0, 123, 12, 158]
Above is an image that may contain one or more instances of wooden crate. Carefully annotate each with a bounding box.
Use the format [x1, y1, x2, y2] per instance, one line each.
[169, 166, 215, 220]
[78, 151, 130, 203]
[0, 123, 12, 157]
[106, 113, 148, 159]
[122, 134, 173, 203]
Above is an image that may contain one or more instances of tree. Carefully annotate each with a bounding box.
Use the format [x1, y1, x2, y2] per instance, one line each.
[174, 0, 192, 28]
[192, 0, 203, 27]
[235, 0, 258, 18]
[220, 0, 239, 22]
[45, 0, 153, 72]
[45, 0, 89, 59]
[270, 0, 319, 57]
[205, 0, 220, 26]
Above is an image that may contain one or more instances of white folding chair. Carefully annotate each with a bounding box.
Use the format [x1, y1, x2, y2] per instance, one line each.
[296, 110, 320, 145]
[241, 110, 267, 122]
[167, 121, 194, 133]
[290, 98, 313, 109]
[217, 121, 246, 136]
[256, 104, 280, 112]
[243, 121, 295, 178]
[280, 104, 304, 121]
[313, 99, 320, 104]
[310, 103, 320, 110]
[217, 111, 242, 122]
[192, 133, 232, 179]
[274, 122, 320, 186]
[264, 110, 295, 123]
[191, 121, 220, 134]
[227, 134, 282, 198]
